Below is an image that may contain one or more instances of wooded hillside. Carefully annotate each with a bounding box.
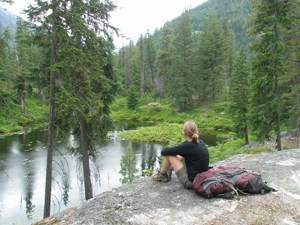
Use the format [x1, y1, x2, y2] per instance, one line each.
[113, 0, 300, 150]
[1, 0, 299, 148]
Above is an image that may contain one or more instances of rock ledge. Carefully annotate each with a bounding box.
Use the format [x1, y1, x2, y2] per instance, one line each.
[34, 149, 300, 225]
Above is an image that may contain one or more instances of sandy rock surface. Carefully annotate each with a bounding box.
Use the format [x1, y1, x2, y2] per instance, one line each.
[34, 149, 300, 225]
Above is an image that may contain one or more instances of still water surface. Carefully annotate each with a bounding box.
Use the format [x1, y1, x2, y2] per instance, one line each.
[0, 130, 162, 224]
[0, 128, 220, 224]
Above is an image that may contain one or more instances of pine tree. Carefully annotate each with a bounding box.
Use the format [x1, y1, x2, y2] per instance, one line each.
[0, 28, 13, 83]
[14, 19, 29, 113]
[229, 48, 249, 144]
[196, 12, 225, 101]
[26, 0, 60, 217]
[144, 32, 157, 91]
[121, 41, 140, 92]
[139, 34, 145, 94]
[55, 0, 118, 201]
[284, 0, 300, 147]
[14, 19, 44, 112]
[222, 21, 236, 95]
[127, 86, 139, 110]
[119, 147, 138, 184]
[0, 28, 14, 113]
[26, 0, 118, 216]
[170, 10, 194, 111]
[155, 27, 173, 99]
[248, 0, 291, 150]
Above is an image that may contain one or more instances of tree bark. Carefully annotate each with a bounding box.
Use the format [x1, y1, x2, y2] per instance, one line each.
[44, 0, 58, 218]
[274, 1, 282, 151]
[79, 115, 93, 200]
[39, 87, 45, 105]
[244, 126, 249, 145]
[20, 90, 26, 114]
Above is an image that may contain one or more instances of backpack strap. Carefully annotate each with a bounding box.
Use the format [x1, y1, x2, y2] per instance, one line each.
[237, 189, 250, 195]
[222, 180, 240, 200]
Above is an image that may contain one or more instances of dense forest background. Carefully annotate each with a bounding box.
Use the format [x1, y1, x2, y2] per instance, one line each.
[114, 0, 299, 149]
[1, 0, 299, 148]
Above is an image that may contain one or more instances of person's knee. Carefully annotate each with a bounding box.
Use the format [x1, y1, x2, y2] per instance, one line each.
[165, 156, 183, 172]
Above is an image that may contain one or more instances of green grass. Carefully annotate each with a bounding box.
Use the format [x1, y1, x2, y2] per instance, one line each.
[119, 123, 272, 162]
[0, 98, 48, 134]
[119, 123, 184, 146]
[114, 97, 272, 163]
[1, 95, 274, 163]
[111, 97, 234, 131]
[208, 139, 273, 163]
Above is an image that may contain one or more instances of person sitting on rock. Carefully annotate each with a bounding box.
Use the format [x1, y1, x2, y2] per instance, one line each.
[152, 121, 210, 189]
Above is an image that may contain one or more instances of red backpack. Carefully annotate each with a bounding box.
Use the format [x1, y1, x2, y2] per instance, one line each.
[192, 165, 275, 199]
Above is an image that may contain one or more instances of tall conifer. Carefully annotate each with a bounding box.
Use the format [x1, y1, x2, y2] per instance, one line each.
[249, 0, 291, 150]
[155, 27, 173, 98]
[144, 33, 156, 90]
[26, 0, 118, 216]
[283, 0, 300, 147]
[55, 0, 117, 201]
[196, 12, 225, 101]
[170, 10, 194, 111]
[229, 48, 249, 144]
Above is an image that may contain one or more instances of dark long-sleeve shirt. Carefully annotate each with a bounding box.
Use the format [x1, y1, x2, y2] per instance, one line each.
[161, 140, 209, 182]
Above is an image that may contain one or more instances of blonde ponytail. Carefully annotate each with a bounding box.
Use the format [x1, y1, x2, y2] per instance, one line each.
[183, 121, 199, 143]
[191, 133, 199, 143]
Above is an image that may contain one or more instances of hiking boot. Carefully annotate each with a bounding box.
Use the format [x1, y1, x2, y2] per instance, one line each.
[167, 167, 173, 179]
[152, 171, 170, 182]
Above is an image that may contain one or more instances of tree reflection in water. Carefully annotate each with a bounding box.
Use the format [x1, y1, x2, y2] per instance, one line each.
[0, 130, 164, 224]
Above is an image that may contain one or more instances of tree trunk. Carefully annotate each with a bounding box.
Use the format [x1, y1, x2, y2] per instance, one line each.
[275, 116, 282, 151]
[274, 1, 282, 151]
[79, 115, 93, 200]
[20, 90, 26, 114]
[39, 87, 45, 105]
[44, 68, 56, 218]
[244, 126, 249, 145]
[44, 0, 58, 218]
[274, 75, 282, 151]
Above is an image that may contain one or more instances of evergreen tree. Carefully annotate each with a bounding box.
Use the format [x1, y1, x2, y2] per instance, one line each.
[155, 27, 173, 99]
[13, 19, 45, 112]
[284, 0, 300, 147]
[170, 10, 194, 111]
[229, 48, 249, 144]
[249, 0, 291, 150]
[127, 86, 139, 110]
[14, 19, 29, 112]
[55, 0, 117, 201]
[222, 20, 236, 95]
[0, 28, 15, 114]
[196, 12, 225, 102]
[144, 32, 157, 92]
[27, 0, 118, 216]
[28, 0, 59, 218]
[120, 41, 140, 92]
[119, 146, 138, 184]
[0, 28, 13, 84]
[139, 34, 145, 94]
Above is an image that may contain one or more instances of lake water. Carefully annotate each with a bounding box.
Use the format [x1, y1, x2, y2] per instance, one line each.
[0, 128, 221, 225]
